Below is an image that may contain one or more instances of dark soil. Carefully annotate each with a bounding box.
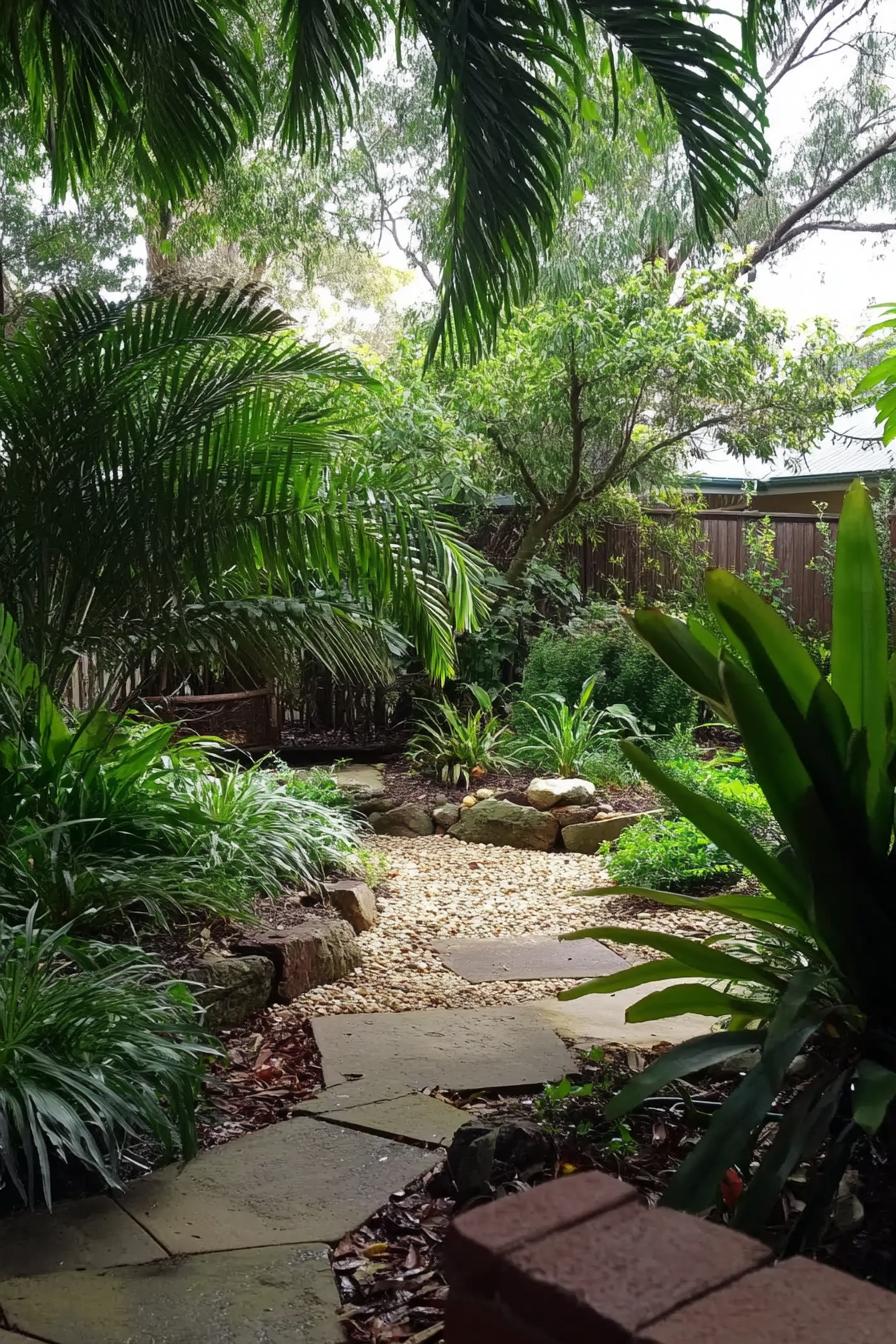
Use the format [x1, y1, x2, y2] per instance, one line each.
[379, 758, 657, 815]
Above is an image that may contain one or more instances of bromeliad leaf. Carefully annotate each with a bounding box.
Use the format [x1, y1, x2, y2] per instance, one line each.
[562, 925, 787, 991]
[605, 1030, 767, 1121]
[852, 1060, 896, 1135]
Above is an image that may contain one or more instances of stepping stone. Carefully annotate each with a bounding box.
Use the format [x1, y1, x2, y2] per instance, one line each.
[0, 1195, 164, 1277]
[313, 1004, 576, 1092]
[0, 1244, 340, 1344]
[115, 1116, 435, 1254]
[433, 934, 627, 983]
[295, 1079, 413, 1114]
[311, 1093, 468, 1147]
[537, 983, 718, 1048]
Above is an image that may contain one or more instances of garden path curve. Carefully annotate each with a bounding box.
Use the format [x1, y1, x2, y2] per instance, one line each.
[0, 994, 705, 1343]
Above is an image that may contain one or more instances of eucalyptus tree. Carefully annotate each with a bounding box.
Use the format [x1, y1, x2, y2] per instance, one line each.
[0, 287, 486, 701]
[1, 0, 784, 361]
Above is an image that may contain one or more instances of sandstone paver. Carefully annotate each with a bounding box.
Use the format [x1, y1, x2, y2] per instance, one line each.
[313, 1003, 576, 1091]
[313, 1093, 468, 1147]
[115, 1116, 436, 1254]
[433, 934, 626, 983]
[0, 1244, 341, 1344]
[0, 1195, 164, 1277]
[537, 983, 717, 1048]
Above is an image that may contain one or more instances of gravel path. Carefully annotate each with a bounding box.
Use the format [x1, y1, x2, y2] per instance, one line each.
[293, 835, 738, 1015]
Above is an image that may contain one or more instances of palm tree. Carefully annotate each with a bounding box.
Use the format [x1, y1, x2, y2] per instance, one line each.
[0, 286, 487, 701]
[2, 0, 775, 360]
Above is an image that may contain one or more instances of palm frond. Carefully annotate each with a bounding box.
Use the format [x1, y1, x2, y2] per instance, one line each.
[1, 0, 260, 202]
[575, 1, 770, 240]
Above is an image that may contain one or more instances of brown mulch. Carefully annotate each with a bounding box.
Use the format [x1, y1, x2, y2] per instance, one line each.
[198, 1007, 323, 1147]
[380, 759, 656, 814]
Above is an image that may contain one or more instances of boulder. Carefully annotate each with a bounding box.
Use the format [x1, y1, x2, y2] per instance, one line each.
[551, 803, 605, 828]
[191, 954, 274, 1028]
[323, 878, 378, 932]
[448, 798, 558, 851]
[356, 796, 397, 815]
[235, 918, 361, 1000]
[474, 787, 495, 800]
[562, 809, 661, 853]
[370, 802, 435, 837]
[494, 788, 530, 807]
[432, 801, 461, 828]
[527, 778, 597, 810]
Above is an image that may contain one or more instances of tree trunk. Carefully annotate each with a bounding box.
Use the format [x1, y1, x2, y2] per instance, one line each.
[503, 504, 570, 586]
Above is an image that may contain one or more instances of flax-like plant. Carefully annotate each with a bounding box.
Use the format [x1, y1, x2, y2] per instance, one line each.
[563, 480, 896, 1248]
[1, 0, 780, 360]
[517, 673, 643, 776]
[407, 685, 519, 786]
[0, 913, 213, 1209]
[0, 287, 486, 701]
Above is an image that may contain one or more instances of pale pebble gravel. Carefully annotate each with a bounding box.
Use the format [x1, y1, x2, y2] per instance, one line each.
[292, 835, 739, 1015]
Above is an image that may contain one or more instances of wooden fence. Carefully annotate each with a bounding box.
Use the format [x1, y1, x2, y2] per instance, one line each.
[578, 508, 837, 630]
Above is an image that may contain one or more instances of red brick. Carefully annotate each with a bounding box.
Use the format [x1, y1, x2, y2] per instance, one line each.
[639, 1255, 896, 1344]
[445, 1291, 558, 1344]
[444, 1172, 636, 1288]
[499, 1201, 769, 1344]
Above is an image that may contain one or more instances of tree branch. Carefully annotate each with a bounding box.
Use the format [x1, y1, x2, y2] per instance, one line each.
[488, 428, 548, 508]
[355, 129, 439, 293]
[767, 0, 871, 91]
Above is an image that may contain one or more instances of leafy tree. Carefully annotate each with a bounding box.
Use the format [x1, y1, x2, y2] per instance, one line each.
[1, 0, 781, 360]
[450, 265, 858, 583]
[0, 287, 486, 701]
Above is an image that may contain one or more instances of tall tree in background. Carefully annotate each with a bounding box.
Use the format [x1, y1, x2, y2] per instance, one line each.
[0, 0, 782, 360]
[449, 265, 858, 584]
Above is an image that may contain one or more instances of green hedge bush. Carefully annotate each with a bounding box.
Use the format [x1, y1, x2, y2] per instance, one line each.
[515, 611, 697, 737]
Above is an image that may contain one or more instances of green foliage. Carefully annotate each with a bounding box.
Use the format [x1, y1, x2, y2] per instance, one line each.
[2, 1, 781, 363]
[0, 915, 212, 1208]
[0, 610, 363, 927]
[277, 768, 351, 810]
[605, 814, 741, 892]
[659, 757, 776, 841]
[517, 674, 643, 777]
[535, 1047, 636, 1156]
[517, 609, 697, 738]
[0, 288, 487, 701]
[455, 563, 582, 692]
[860, 304, 896, 444]
[566, 480, 896, 1246]
[407, 686, 519, 787]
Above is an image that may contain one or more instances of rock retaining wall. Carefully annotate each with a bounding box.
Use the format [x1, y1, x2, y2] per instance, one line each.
[443, 1171, 896, 1344]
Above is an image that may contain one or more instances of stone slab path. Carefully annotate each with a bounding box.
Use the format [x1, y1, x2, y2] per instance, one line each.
[313, 1003, 577, 1090]
[0, 987, 712, 1342]
[433, 933, 627, 982]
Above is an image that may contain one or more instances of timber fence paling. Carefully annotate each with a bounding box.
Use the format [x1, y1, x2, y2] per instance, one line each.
[579, 508, 837, 630]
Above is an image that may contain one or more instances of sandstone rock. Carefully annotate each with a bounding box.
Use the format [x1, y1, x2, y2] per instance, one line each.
[494, 788, 530, 807]
[527, 777, 597, 810]
[474, 787, 495, 800]
[192, 955, 274, 1028]
[356, 796, 397, 815]
[448, 798, 558, 851]
[235, 919, 361, 1000]
[370, 802, 435, 837]
[551, 803, 604, 828]
[432, 802, 461, 828]
[562, 810, 661, 853]
[323, 878, 378, 932]
[461, 795, 476, 808]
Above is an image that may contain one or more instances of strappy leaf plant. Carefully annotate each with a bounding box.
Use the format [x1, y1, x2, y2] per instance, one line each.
[407, 684, 519, 786]
[563, 479, 896, 1247]
[517, 673, 644, 776]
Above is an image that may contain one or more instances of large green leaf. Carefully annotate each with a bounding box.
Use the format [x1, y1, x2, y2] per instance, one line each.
[584, 884, 814, 938]
[661, 974, 823, 1212]
[619, 741, 806, 912]
[605, 1029, 767, 1121]
[563, 924, 787, 991]
[852, 1060, 896, 1135]
[557, 956, 706, 1001]
[625, 608, 732, 719]
[831, 480, 891, 849]
[624, 984, 772, 1023]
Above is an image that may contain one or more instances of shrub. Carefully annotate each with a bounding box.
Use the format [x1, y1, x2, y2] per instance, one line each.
[0, 610, 363, 927]
[0, 915, 212, 1208]
[578, 742, 642, 791]
[605, 814, 741, 891]
[517, 674, 644, 777]
[658, 757, 778, 843]
[564, 481, 896, 1248]
[276, 767, 352, 809]
[406, 685, 519, 786]
[516, 609, 697, 737]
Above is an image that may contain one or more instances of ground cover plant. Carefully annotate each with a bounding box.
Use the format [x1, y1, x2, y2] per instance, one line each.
[564, 479, 896, 1249]
[0, 914, 212, 1209]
